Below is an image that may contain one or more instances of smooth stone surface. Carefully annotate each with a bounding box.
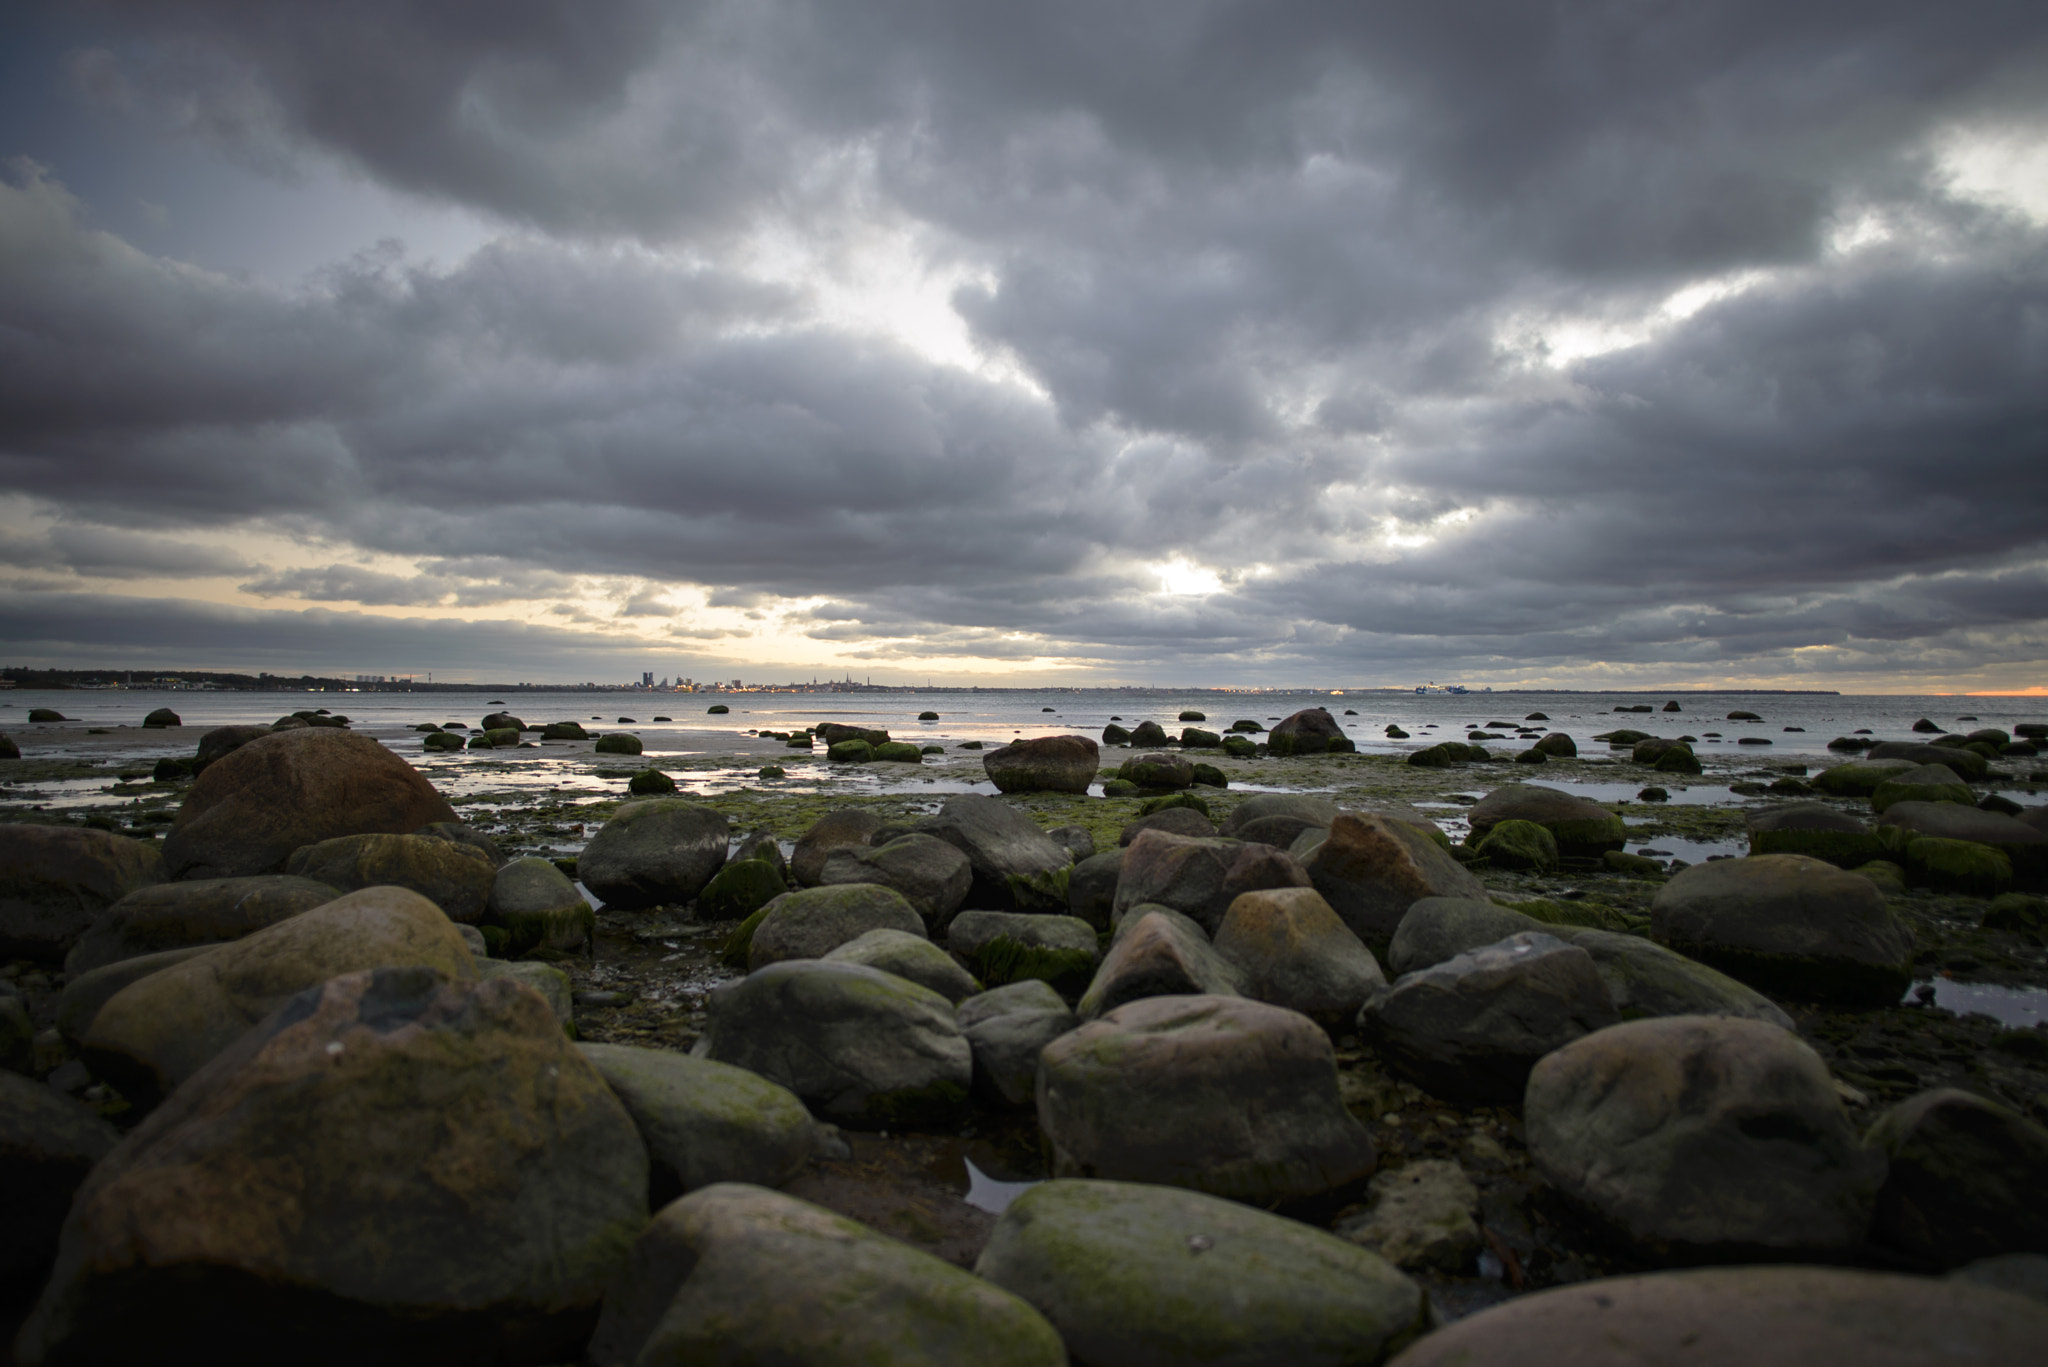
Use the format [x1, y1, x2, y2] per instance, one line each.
[1649, 854, 1916, 1006]
[824, 927, 982, 1003]
[1474, 817, 1560, 872]
[1864, 1087, 2048, 1269]
[1212, 886, 1385, 1021]
[791, 808, 886, 886]
[63, 873, 338, 976]
[747, 883, 927, 971]
[818, 832, 973, 931]
[1076, 906, 1245, 1020]
[161, 727, 459, 880]
[81, 885, 478, 1109]
[978, 1179, 1425, 1367]
[1746, 801, 1882, 866]
[577, 1042, 818, 1202]
[1118, 806, 1219, 845]
[1466, 784, 1627, 858]
[699, 959, 971, 1128]
[1112, 830, 1313, 935]
[1384, 1265, 2048, 1367]
[1302, 812, 1489, 958]
[285, 831, 496, 923]
[1526, 1015, 1882, 1252]
[485, 856, 594, 955]
[1563, 929, 1795, 1029]
[1065, 848, 1123, 930]
[957, 978, 1071, 1030]
[1038, 994, 1377, 1206]
[918, 794, 1073, 914]
[1877, 800, 2048, 877]
[0, 1070, 120, 1279]
[590, 1183, 1065, 1367]
[1360, 932, 1619, 1104]
[983, 734, 1101, 795]
[1810, 758, 1916, 797]
[0, 825, 165, 963]
[1267, 706, 1355, 756]
[1217, 793, 1340, 847]
[946, 910, 1101, 995]
[1385, 897, 1547, 976]
[1871, 763, 1977, 814]
[965, 1002, 1080, 1109]
[1865, 740, 1991, 779]
[578, 800, 729, 911]
[53, 943, 217, 1046]
[21, 967, 646, 1367]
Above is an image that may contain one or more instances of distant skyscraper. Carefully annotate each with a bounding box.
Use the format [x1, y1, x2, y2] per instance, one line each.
[641, 671, 654, 686]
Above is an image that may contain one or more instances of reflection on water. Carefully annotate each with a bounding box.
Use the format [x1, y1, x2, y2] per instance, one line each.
[962, 1158, 1043, 1215]
[1907, 979, 2048, 1029]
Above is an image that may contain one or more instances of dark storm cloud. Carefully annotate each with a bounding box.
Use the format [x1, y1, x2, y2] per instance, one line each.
[5, 1, 2046, 680]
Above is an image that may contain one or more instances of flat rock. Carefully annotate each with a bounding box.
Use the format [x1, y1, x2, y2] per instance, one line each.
[748, 883, 926, 971]
[20, 967, 646, 1367]
[819, 832, 973, 931]
[590, 1183, 1064, 1367]
[1038, 994, 1377, 1206]
[578, 799, 729, 910]
[577, 1042, 818, 1203]
[80, 885, 478, 1109]
[161, 728, 458, 880]
[825, 927, 982, 1003]
[63, 873, 336, 977]
[978, 1179, 1425, 1367]
[1386, 1265, 2048, 1367]
[1112, 829, 1312, 935]
[699, 959, 971, 1128]
[1649, 854, 1916, 1006]
[1466, 784, 1627, 858]
[1864, 1087, 2048, 1269]
[0, 825, 165, 963]
[285, 831, 496, 923]
[1302, 813, 1488, 958]
[918, 794, 1072, 914]
[984, 734, 1100, 794]
[1212, 886, 1385, 1021]
[1076, 906, 1245, 1020]
[1526, 1015, 1881, 1252]
[1359, 932, 1619, 1104]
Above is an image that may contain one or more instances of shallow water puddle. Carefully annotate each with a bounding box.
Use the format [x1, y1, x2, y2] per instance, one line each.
[1906, 979, 2048, 1029]
[962, 1157, 1043, 1215]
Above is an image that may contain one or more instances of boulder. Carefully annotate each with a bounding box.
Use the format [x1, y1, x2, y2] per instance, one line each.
[1866, 740, 1990, 780]
[161, 729, 458, 880]
[191, 724, 273, 774]
[475, 959, 573, 1029]
[1218, 794, 1340, 849]
[1076, 907, 1245, 1019]
[1473, 817, 1560, 872]
[960, 982, 1080, 1108]
[1563, 929, 1795, 1029]
[0, 732, 17, 759]
[577, 1043, 817, 1202]
[1301, 813, 1489, 958]
[978, 1179, 1426, 1367]
[814, 722, 889, 748]
[485, 856, 594, 956]
[0, 1070, 120, 1280]
[1038, 995, 1378, 1205]
[694, 857, 790, 924]
[698, 960, 971, 1128]
[1466, 784, 1627, 858]
[1877, 800, 2048, 883]
[1526, 1015, 1882, 1252]
[1383, 1265, 2048, 1367]
[1119, 806, 1219, 845]
[1902, 837, 2013, 896]
[1746, 802, 1882, 866]
[824, 927, 981, 1003]
[80, 886, 477, 1108]
[1385, 897, 1549, 976]
[20, 967, 645, 1367]
[1066, 848, 1123, 930]
[919, 794, 1072, 914]
[1533, 733, 1577, 758]
[540, 721, 589, 740]
[1046, 824, 1095, 862]
[946, 910, 1100, 995]
[0, 824, 164, 962]
[1649, 854, 1917, 1006]
[984, 735, 1100, 794]
[1126, 720, 1170, 747]
[1112, 829, 1313, 935]
[593, 732, 643, 756]
[54, 945, 219, 1046]
[1864, 1087, 2048, 1268]
[791, 808, 887, 886]
[480, 710, 524, 731]
[64, 873, 338, 976]
[819, 833, 973, 930]
[748, 883, 926, 970]
[285, 832, 496, 923]
[1871, 763, 1978, 813]
[1810, 758, 1916, 796]
[1212, 886, 1386, 1022]
[1359, 932, 1619, 1103]
[578, 800, 729, 910]
[1118, 751, 1195, 788]
[589, 1184, 1065, 1367]
[1268, 707, 1355, 756]
[1335, 1160, 1483, 1273]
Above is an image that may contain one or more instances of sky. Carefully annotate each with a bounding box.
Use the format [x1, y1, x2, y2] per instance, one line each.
[1, 2, 2045, 691]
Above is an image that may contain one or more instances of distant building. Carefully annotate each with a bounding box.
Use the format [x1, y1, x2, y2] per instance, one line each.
[641, 671, 654, 687]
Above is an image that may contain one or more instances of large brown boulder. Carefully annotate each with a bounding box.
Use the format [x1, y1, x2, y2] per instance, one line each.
[1112, 829, 1313, 934]
[80, 885, 477, 1108]
[20, 967, 646, 1367]
[984, 735, 1101, 794]
[0, 825, 164, 962]
[1467, 784, 1627, 858]
[286, 833, 496, 923]
[1301, 813, 1488, 958]
[63, 874, 340, 976]
[192, 723, 274, 774]
[1268, 707, 1355, 756]
[161, 729, 458, 880]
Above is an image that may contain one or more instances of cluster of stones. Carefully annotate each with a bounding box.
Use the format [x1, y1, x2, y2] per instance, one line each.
[5, 714, 2048, 1364]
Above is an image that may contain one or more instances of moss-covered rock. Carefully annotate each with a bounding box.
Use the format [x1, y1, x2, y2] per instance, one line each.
[1905, 838, 2013, 897]
[594, 732, 643, 756]
[1474, 818, 1560, 872]
[1872, 763, 1977, 813]
[486, 857, 594, 957]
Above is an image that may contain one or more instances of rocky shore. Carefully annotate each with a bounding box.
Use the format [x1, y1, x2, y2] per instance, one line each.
[3, 707, 2047, 1364]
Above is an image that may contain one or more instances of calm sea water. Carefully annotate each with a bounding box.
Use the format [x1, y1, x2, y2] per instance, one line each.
[4, 686, 2040, 763]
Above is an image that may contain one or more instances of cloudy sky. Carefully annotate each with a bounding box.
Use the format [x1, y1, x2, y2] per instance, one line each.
[2, 2, 2044, 690]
